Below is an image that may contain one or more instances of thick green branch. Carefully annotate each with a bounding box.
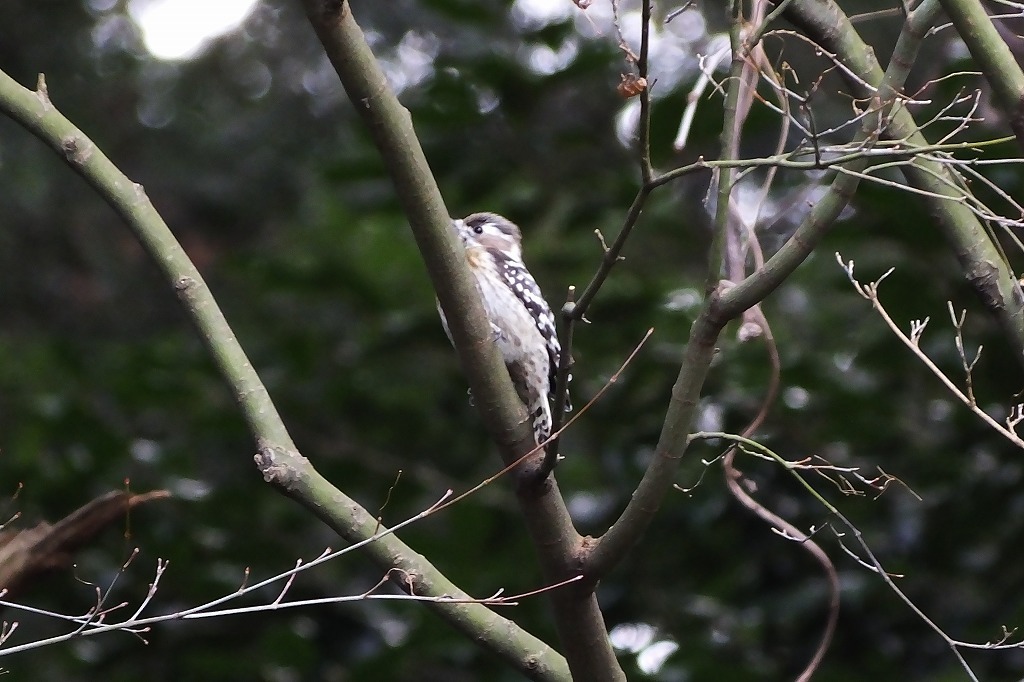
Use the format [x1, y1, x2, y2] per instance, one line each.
[2, 72, 294, 452]
[585, 295, 724, 577]
[0, 68, 569, 681]
[938, 0, 1024, 150]
[299, 2, 624, 679]
[785, 0, 1024, 365]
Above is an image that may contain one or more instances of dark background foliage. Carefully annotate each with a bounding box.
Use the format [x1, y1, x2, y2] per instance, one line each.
[2, 1, 1023, 680]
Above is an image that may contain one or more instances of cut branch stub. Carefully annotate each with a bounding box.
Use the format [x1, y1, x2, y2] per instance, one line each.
[0, 490, 169, 597]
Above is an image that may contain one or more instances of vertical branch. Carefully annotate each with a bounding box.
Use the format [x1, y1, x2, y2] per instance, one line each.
[543, 286, 575, 475]
[543, 0, 656, 477]
[637, 0, 655, 183]
[708, 1, 748, 294]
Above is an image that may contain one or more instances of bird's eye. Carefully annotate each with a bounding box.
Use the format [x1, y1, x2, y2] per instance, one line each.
[472, 224, 484, 235]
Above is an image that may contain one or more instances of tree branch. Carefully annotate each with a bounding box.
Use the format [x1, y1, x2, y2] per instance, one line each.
[784, 0, 1024, 367]
[0, 67, 570, 681]
[938, 0, 1024, 150]
[708, 0, 748, 295]
[0, 491, 168, 597]
[586, 0, 942, 579]
[298, 2, 623, 679]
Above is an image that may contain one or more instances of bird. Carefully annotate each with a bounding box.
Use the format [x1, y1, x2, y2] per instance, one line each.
[437, 212, 562, 450]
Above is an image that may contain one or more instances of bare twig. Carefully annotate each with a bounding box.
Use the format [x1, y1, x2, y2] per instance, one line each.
[838, 253, 1024, 450]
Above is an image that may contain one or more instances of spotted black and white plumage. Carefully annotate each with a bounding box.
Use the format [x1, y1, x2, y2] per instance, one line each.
[438, 212, 562, 448]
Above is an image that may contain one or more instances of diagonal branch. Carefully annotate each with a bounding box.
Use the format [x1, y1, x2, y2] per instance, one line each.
[938, 0, 1024, 150]
[298, 2, 623, 680]
[784, 0, 1024, 368]
[0, 67, 570, 681]
[300, 3, 534, 466]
